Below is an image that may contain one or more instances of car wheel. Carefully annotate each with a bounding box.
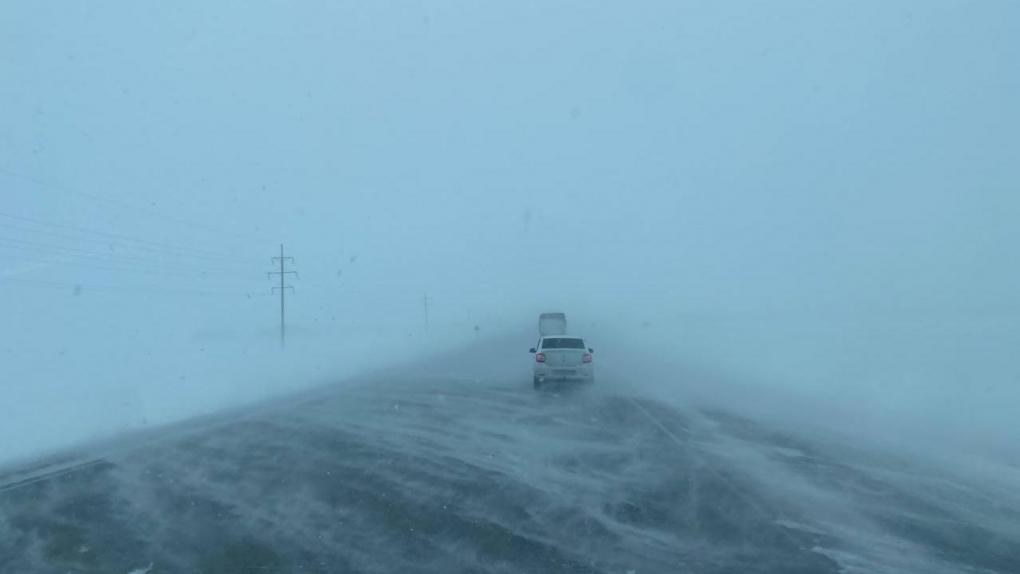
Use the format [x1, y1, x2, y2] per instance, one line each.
[533, 376, 543, 390]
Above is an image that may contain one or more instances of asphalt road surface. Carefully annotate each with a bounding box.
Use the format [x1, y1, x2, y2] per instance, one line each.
[2, 347, 1019, 573]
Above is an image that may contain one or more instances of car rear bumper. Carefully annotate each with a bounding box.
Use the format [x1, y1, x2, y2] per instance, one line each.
[534, 365, 594, 382]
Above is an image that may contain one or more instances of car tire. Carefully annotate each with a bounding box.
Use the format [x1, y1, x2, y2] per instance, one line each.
[533, 376, 542, 390]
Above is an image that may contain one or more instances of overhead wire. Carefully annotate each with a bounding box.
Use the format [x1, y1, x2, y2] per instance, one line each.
[0, 255, 256, 281]
[0, 211, 261, 264]
[0, 217, 259, 267]
[0, 276, 271, 298]
[0, 166, 256, 247]
[0, 240, 259, 280]
[0, 233, 227, 268]
[0, 168, 301, 294]
[0, 236, 254, 276]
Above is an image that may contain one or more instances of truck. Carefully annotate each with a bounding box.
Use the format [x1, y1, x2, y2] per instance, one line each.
[538, 312, 567, 337]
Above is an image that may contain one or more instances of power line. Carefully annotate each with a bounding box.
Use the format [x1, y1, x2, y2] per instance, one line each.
[0, 276, 268, 298]
[0, 255, 255, 280]
[0, 235, 223, 268]
[0, 218, 258, 267]
[0, 211, 259, 263]
[0, 248, 258, 282]
[0, 166, 254, 245]
[0, 236, 252, 277]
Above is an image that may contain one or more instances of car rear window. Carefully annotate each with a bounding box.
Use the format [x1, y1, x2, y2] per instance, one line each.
[541, 338, 585, 349]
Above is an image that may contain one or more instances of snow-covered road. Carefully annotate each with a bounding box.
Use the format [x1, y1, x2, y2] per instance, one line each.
[2, 347, 1018, 573]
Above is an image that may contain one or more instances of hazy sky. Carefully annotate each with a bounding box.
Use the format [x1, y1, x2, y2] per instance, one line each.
[4, 0, 1018, 314]
[2, 2, 1019, 460]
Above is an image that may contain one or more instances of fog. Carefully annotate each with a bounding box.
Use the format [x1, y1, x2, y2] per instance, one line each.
[3, 0, 1019, 490]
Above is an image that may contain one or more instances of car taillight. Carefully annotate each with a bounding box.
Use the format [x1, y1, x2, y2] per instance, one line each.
[535, 352, 546, 363]
[582, 352, 592, 363]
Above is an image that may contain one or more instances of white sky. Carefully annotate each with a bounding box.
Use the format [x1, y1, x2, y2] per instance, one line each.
[2, 1, 1019, 461]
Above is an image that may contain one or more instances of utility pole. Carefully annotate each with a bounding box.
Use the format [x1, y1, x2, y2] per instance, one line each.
[423, 293, 430, 333]
[268, 244, 297, 348]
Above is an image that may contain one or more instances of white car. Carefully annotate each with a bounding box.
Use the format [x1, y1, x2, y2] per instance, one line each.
[530, 336, 594, 388]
